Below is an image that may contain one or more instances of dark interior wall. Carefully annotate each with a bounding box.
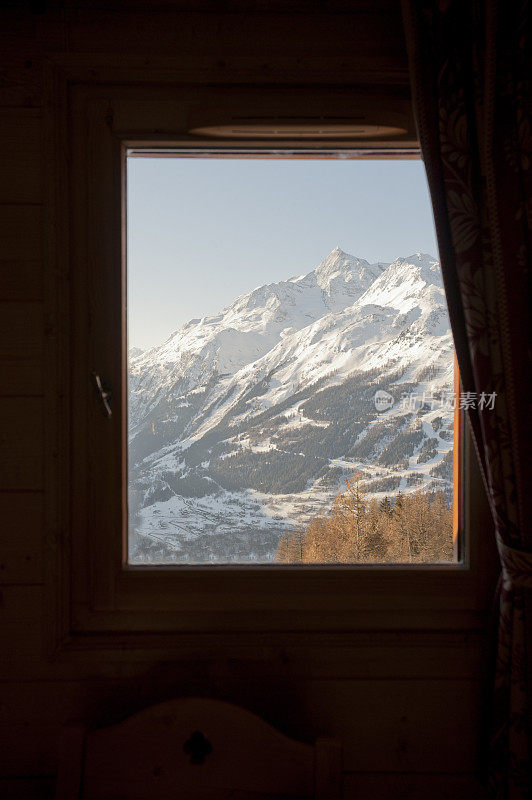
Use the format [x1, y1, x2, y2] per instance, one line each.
[0, 3, 490, 798]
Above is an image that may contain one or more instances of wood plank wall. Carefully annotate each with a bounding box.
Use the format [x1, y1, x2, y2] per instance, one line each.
[0, 3, 490, 798]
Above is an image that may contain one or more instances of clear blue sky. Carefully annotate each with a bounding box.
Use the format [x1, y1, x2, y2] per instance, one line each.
[127, 157, 439, 350]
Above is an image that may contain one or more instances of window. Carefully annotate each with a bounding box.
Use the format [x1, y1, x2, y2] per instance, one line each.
[127, 154, 460, 566]
[47, 77, 496, 645]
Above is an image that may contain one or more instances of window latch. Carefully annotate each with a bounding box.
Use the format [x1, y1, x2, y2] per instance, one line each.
[92, 372, 113, 418]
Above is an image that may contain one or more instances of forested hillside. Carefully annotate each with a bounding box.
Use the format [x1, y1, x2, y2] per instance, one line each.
[276, 471, 453, 563]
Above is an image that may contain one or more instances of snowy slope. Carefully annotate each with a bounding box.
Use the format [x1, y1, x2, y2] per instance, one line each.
[129, 247, 384, 428]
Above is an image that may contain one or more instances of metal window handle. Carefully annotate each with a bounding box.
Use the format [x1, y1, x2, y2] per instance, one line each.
[92, 372, 113, 418]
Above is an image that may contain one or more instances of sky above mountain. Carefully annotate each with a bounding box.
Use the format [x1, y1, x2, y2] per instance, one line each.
[127, 157, 439, 349]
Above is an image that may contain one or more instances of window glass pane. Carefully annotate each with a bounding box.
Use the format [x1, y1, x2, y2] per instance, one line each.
[127, 155, 458, 564]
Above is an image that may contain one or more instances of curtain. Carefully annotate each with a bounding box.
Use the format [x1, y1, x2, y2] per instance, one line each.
[402, 1, 532, 797]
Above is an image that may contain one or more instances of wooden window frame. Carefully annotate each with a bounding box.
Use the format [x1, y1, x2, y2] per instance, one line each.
[45, 69, 498, 653]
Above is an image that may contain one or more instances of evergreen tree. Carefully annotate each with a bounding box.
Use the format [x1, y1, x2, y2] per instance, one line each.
[380, 495, 393, 515]
[331, 470, 368, 561]
[394, 491, 404, 512]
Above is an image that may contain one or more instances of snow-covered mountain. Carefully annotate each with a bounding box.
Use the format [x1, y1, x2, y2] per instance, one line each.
[129, 247, 455, 563]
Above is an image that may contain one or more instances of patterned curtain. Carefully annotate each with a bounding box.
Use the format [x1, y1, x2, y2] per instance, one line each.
[402, 1, 532, 797]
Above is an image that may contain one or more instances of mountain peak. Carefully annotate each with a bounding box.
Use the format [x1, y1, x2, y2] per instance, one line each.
[315, 247, 356, 286]
[310, 248, 386, 311]
[326, 245, 352, 259]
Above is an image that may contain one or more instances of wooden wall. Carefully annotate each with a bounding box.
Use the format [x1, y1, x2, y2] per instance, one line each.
[0, 3, 493, 798]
